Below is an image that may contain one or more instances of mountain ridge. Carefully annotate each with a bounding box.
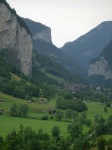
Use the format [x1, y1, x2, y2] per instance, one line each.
[61, 21, 112, 71]
[23, 18, 52, 43]
[24, 18, 86, 77]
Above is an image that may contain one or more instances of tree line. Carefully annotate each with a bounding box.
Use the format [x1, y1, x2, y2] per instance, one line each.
[0, 124, 112, 150]
[0, 51, 58, 99]
[56, 94, 88, 112]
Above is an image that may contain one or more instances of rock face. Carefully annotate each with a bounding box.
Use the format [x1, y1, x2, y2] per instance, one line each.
[88, 40, 112, 83]
[23, 18, 52, 43]
[0, 1, 33, 75]
[88, 57, 112, 80]
[33, 28, 52, 43]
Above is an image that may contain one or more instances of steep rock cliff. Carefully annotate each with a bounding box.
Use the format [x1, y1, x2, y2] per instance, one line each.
[88, 57, 112, 80]
[88, 40, 112, 81]
[33, 28, 52, 43]
[0, 1, 33, 75]
[23, 18, 52, 43]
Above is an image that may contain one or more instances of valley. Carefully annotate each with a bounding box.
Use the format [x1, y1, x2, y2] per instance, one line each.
[0, 0, 112, 149]
[1, 90, 112, 149]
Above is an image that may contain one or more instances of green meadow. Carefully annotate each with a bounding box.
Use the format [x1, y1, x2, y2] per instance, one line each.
[0, 92, 69, 137]
[85, 101, 112, 121]
[0, 92, 112, 138]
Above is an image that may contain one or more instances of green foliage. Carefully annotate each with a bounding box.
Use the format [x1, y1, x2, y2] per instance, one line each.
[80, 112, 87, 124]
[1, 90, 112, 149]
[104, 106, 107, 112]
[0, 78, 40, 99]
[73, 136, 90, 150]
[42, 84, 57, 98]
[97, 137, 106, 150]
[0, 51, 42, 99]
[55, 110, 64, 121]
[19, 104, 29, 117]
[0, 125, 72, 150]
[32, 51, 79, 83]
[56, 95, 88, 112]
[65, 109, 74, 121]
[85, 119, 92, 127]
[89, 75, 112, 87]
[1, 124, 112, 150]
[9, 104, 19, 116]
[68, 122, 82, 139]
[72, 87, 112, 103]
[9, 104, 29, 117]
[52, 126, 60, 138]
[0, 48, 82, 100]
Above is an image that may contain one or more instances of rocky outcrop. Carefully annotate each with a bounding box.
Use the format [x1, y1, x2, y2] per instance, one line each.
[33, 28, 52, 43]
[0, 1, 33, 75]
[23, 18, 52, 43]
[88, 57, 112, 80]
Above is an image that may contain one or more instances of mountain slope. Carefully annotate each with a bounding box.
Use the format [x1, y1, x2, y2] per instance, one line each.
[88, 40, 112, 86]
[24, 18, 85, 77]
[61, 21, 112, 70]
[32, 51, 82, 83]
[0, 48, 83, 101]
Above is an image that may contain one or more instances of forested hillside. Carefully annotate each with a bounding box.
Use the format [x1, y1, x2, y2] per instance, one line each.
[0, 49, 83, 100]
[32, 51, 82, 83]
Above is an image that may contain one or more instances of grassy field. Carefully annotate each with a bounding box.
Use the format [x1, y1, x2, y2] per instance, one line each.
[85, 101, 112, 121]
[0, 92, 112, 138]
[0, 115, 70, 137]
[0, 92, 69, 137]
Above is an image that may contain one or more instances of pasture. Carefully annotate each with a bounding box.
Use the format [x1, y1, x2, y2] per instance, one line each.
[0, 92, 112, 138]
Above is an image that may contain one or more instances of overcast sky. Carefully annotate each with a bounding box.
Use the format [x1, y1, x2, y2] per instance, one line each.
[7, 0, 112, 47]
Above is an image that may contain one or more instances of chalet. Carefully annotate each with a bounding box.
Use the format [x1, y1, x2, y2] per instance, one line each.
[28, 100, 32, 103]
[39, 98, 47, 104]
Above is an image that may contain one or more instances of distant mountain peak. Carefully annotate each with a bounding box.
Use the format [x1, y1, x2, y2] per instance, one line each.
[61, 21, 112, 71]
[23, 18, 52, 43]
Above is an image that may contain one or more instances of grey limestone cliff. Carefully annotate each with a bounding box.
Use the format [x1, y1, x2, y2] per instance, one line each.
[33, 28, 52, 43]
[23, 18, 52, 43]
[0, 2, 33, 75]
[88, 57, 112, 80]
